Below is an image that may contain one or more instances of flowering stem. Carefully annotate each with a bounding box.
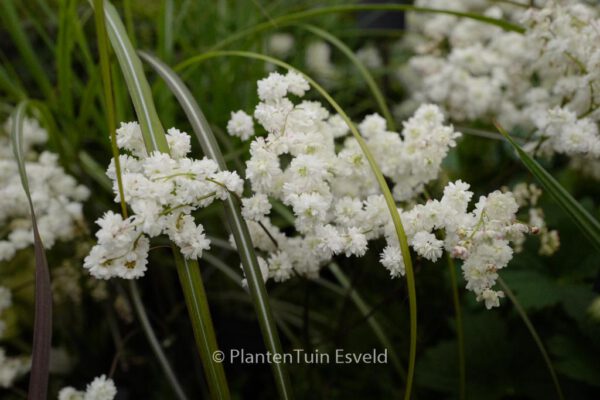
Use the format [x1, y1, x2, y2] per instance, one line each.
[176, 50, 419, 400]
[447, 255, 466, 400]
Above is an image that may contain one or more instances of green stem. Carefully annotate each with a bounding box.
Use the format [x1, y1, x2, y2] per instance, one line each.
[498, 277, 564, 400]
[176, 50, 418, 400]
[93, 0, 128, 217]
[447, 256, 466, 400]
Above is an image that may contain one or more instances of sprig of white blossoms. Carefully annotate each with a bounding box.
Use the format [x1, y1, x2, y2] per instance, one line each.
[399, 0, 600, 169]
[58, 375, 117, 400]
[83, 123, 243, 280]
[0, 117, 90, 261]
[225, 71, 532, 308]
[0, 286, 30, 389]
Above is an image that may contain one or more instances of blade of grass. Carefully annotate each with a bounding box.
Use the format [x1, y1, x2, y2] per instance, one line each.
[175, 50, 418, 400]
[10, 101, 52, 400]
[328, 263, 406, 381]
[56, 0, 76, 117]
[498, 277, 564, 400]
[447, 255, 465, 400]
[297, 23, 395, 130]
[494, 121, 600, 251]
[92, 0, 168, 151]
[173, 251, 231, 400]
[0, 0, 53, 99]
[123, 0, 136, 48]
[91, 2, 231, 397]
[93, 0, 129, 222]
[0, 64, 26, 100]
[139, 51, 294, 400]
[79, 151, 112, 191]
[129, 282, 189, 400]
[207, 4, 524, 51]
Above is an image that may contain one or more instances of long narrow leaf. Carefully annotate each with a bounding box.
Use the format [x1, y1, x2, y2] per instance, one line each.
[129, 282, 189, 400]
[56, 0, 76, 117]
[93, 0, 127, 217]
[297, 23, 395, 130]
[91, 0, 168, 152]
[498, 278, 564, 400]
[139, 51, 294, 400]
[495, 122, 600, 251]
[0, 1, 53, 98]
[328, 263, 406, 381]
[91, 1, 231, 397]
[207, 4, 524, 51]
[175, 50, 418, 400]
[10, 101, 53, 400]
[173, 251, 231, 400]
[446, 256, 466, 400]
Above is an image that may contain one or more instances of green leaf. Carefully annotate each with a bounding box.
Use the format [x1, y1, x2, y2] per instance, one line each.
[207, 4, 524, 51]
[129, 282, 189, 400]
[10, 101, 53, 400]
[502, 270, 562, 311]
[139, 51, 294, 400]
[92, 0, 127, 217]
[92, 0, 168, 153]
[495, 122, 600, 252]
[328, 263, 406, 381]
[548, 336, 600, 387]
[91, 1, 230, 397]
[56, 0, 77, 117]
[498, 277, 565, 400]
[0, 0, 53, 99]
[173, 252, 231, 399]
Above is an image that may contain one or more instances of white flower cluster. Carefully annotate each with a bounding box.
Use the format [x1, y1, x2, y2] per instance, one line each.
[84, 123, 243, 279]
[0, 117, 90, 261]
[391, 181, 529, 309]
[0, 286, 30, 388]
[225, 71, 527, 308]
[399, 0, 600, 164]
[59, 375, 117, 400]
